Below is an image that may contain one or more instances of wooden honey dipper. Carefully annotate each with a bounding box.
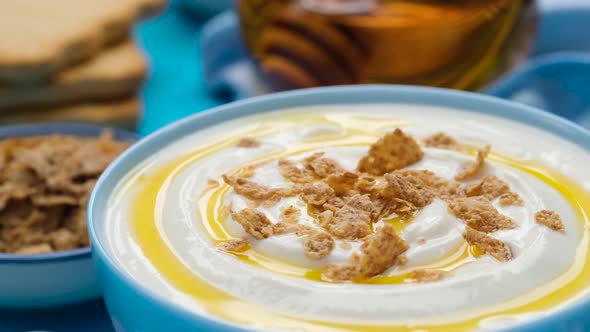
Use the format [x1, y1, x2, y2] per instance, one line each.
[257, 6, 369, 90]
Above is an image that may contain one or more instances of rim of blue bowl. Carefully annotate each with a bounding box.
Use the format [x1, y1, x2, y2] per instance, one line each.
[89, 85, 590, 332]
[485, 51, 590, 97]
[0, 122, 140, 264]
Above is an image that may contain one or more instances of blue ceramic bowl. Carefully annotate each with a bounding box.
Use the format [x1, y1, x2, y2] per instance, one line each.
[0, 123, 140, 308]
[89, 86, 590, 332]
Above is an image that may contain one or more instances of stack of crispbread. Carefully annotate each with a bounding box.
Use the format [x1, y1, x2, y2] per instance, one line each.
[0, 0, 167, 128]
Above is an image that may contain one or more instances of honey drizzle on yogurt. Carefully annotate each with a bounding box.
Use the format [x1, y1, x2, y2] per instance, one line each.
[130, 113, 590, 331]
[202, 170, 479, 283]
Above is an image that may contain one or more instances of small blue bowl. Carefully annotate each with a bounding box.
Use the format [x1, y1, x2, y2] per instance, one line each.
[89, 86, 590, 331]
[0, 123, 140, 308]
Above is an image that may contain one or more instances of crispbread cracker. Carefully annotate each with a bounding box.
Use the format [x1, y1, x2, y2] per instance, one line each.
[0, 42, 146, 110]
[0, 0, 165, 83]
[0, 98, 140, 128]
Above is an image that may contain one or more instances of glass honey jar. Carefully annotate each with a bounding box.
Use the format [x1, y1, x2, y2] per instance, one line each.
[238, 0, 537, 91]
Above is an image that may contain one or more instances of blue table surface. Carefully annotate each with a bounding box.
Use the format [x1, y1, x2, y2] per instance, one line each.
[137, 5, 225, 135]
[0, 5, 217, 332]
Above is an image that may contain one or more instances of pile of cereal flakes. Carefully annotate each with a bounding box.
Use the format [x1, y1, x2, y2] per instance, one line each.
[219, 130, 565, 283]
[0, 132, 130, 254]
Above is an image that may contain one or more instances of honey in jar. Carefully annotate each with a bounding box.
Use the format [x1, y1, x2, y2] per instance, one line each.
[238, 0, 537, 91]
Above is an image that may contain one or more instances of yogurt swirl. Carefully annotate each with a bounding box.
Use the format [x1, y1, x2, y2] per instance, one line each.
[104, 105, 590, 331]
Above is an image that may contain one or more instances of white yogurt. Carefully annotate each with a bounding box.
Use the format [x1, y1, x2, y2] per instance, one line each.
[103, 105, 589, 327]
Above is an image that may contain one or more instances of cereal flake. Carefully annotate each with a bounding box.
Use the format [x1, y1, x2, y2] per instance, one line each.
[382, 171, 436, 208]
[271, 222, 299, 235]
[237, 137, 261, 148]
[463, 226, 512, 262]
[325, 171, 358, 195]
[322, 197, 345, 213]
[323, 264, 357, 283]
[423, 132, 462, 150]
[372, 196, 417, 221]
[448, 196, 516, 233]
[280, 205, 300, 224]
[318, 210, 334, 227]
[278, 159, 316, 183]
[455, 145, 491, 181]
[246, 200, 261, 208]
[410, 269, 448, 283]
[399, 169, 462, 199]
[223, 174, 287, 201]
[391, 199, 418, 220]
[326, 194, 373, 240]
[231, 208, 274, 240]
[499, 192, 524, 206]
[15, 243, 53, 254]
[357, 224, 409, 278]
[354, 173, 377, 194]
[303, 232, 335, 259]
[301, 182, 335, 206]
[49, 228, 78, 251]
[357, 129, 424, 176]
[308, 156, 347, 178]
[535, 210, 565, 233]
[217, 238, 250, 252]
[465, 175, 509, 200]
